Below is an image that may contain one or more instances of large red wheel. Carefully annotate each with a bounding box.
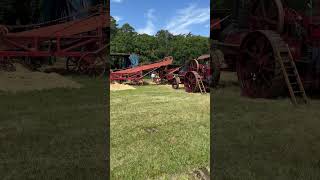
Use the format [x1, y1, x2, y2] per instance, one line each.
[247, 0, 284, 33]
[184, 71, 201, 93]
[237, 30, 287, 98]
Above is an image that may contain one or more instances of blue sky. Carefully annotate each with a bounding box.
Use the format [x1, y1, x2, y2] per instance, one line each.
[110, 0, 210, 37]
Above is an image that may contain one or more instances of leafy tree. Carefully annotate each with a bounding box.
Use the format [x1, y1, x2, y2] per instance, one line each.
[110, 17, 209, 66]
[110, 16, 118, 40]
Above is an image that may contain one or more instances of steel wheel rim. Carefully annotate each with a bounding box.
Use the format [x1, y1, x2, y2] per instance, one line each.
[238, 31, 278, 98]
[184, 72, 199, 93]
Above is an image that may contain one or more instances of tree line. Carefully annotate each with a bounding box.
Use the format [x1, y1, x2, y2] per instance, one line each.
[110, 17, 209, 65]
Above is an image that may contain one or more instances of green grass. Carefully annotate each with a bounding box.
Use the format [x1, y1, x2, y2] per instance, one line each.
[0, 76, 106, 179]
[213, 72, 320, 180]
[110, 85, 210, 179]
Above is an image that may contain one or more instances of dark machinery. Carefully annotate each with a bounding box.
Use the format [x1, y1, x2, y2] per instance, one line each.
[212, 0, 320, 103]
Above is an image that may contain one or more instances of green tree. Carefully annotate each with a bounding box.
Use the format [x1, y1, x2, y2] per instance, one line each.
[110, 22, 209, 66]
[110, 16, 118, 40]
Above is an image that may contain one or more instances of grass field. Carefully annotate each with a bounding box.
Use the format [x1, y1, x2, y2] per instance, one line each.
[213, 72, 320, 180]
[0, 76, 106, 179]
[111, 84, 210, 179]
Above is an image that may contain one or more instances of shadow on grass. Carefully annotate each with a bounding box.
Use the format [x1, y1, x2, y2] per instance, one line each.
[213, 72, 320, 180]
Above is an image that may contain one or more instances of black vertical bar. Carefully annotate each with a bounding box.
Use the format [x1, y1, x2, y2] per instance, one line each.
[104, 1, 110, 179]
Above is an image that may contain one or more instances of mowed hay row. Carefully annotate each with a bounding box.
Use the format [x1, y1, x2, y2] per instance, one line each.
[0, 63, 82, 93]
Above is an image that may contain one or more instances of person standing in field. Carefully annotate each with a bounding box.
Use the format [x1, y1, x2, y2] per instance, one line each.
[151, 72, 156, 81]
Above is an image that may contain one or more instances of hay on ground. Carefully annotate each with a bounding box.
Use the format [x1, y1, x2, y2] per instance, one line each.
[0, 63, 82, 93]
[110, 82, 135, 91]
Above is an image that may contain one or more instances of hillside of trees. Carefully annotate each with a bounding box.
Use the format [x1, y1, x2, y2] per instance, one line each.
[110, 17, 209, 65]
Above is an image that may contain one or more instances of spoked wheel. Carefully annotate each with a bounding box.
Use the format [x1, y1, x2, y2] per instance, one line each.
[189, 59, 199, 71]
[78, 53, 106, 77]
[91, 55, 106, 77]
[247, 0, 284, 33]
[237, 30, 286, 98]
[184, 71, 201, 93]
[171, 76, 180, 89]
[66, 57, 79, 72]
[77, 55, 91, 75]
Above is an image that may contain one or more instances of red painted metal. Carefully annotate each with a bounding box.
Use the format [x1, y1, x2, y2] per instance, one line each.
[170, 54, 212, 93]
[112, 56, 173, 74]
[6, 16, 107, 38]
[110, 56, 173, 83]
[0, 4, 109, 75]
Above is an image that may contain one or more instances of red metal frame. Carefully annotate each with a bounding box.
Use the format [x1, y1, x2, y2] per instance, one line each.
[110, 56, 173, 83]
[0, 6, 108, 60]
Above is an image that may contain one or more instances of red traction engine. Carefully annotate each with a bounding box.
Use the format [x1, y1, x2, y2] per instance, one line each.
[212, 0, 320, 98]
[172, 54, 213, 93]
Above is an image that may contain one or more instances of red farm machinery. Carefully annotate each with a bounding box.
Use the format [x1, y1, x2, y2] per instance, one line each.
[212, 0, 320, 104]
[0, 3, 109, 76]
[170, 54, 213, 94]
[109, 53, 213, 94]
[110, 56, 174, 84]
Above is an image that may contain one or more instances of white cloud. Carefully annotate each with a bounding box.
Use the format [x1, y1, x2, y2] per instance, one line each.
[137, 9, 156, 35]
[165, 4, 209, 35]
[113, 16, 122, 22]
[111, 0, 123, 3]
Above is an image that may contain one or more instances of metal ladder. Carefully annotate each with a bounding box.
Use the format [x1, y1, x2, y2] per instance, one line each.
[196, 76, 207, 94]
[276, 44, 308, 105]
